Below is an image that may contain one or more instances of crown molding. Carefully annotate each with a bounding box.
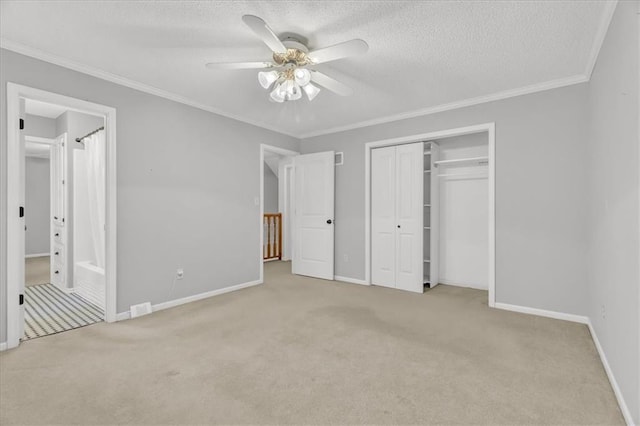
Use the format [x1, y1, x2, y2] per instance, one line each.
[298, 73, 589, 139]
[0, 38, 299, 139]
[584, 0, 618, 79]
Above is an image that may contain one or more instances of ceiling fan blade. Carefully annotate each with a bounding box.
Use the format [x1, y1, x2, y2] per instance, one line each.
[308, 39, 368, 64]
[205, 61, 274, 70]
[242, 15, 287, 54]
[310, 71, 353, 96]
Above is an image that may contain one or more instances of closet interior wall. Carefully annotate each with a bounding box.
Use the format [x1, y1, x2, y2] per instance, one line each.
[434, 133, 489, 290]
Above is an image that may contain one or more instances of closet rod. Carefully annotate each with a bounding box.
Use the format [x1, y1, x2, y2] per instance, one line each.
[75, 126, 104, 143]
[437, 172, 488, 178]
[433, 156, 488, 167]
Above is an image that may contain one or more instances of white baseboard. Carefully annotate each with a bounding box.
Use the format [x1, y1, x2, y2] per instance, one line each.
[587, 320, 635, 426]
[0, 341, 7, 352]
[334, 275, 368, 286]
[494, 302, 589, 324]
[116, 279, 263, 321]
[25, 253, 49, 258]
[438, 278, 489, 291]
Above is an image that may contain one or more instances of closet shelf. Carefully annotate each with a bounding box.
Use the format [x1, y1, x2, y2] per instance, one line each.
[423, 259, 430, 262]
[434, 156, 489, 167]
[424, 170, 431, 173]
[424, 151, 431, 155]
[423, 204, 431, 207]
[424, 227, 431, 230]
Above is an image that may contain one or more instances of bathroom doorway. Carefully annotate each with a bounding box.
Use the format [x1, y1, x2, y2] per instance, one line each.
[6, 84, 117, 348]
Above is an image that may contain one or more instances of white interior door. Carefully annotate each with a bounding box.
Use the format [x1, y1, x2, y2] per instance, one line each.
[371, 146, 396, 288]
[395, 143, 424, 292]
[292, 151, 335, 280]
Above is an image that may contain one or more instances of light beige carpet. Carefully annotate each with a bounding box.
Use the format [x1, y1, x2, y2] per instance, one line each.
[0, 261, 623, 425]
[25, 256, 50, 287]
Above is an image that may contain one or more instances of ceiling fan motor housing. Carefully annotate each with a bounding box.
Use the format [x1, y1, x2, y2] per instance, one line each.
[273, 39, 312, 66]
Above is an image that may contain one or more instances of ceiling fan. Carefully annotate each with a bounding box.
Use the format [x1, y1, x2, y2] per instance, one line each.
[205, 15, 368, 103]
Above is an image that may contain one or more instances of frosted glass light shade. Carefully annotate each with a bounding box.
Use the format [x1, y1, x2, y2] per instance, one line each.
[303, 83, 321, 101]
[294, 68, 311, 86]
[270, 83, 285, 102]
[258, 71, 279, 89]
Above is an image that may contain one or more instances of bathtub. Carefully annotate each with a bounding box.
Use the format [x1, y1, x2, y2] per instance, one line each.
[74, 261, 105, 311]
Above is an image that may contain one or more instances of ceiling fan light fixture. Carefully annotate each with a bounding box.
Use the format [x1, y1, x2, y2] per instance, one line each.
[303, 83, 321, 101]
[258, 70, 279, 89]
[294, 68, 311, 86]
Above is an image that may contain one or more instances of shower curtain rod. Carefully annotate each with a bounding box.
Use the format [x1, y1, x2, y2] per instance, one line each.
[75, 126, 104, 143]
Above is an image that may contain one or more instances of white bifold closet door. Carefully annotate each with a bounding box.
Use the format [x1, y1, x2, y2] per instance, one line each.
[371, 143, 423, 292]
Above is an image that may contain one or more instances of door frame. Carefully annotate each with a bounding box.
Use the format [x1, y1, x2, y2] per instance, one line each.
[364, 122, 496, 307]
[6, 83, 117, 349]
[259, 144, 299, 283]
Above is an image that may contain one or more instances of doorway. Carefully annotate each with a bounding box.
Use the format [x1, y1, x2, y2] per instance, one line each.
[259, 144, 298, 283]
[6, 83, 117, 349]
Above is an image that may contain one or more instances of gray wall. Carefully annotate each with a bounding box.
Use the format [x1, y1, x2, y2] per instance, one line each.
[25, 157, 50, 256]
[25, 114, 56, 138]
[586, 1, 639, 422]
[302, 83, 590, 317]
[0, 48, 300, 343]
[264, 165, 279, 213]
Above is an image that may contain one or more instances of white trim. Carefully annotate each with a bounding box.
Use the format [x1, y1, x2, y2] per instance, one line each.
[364, 123, 496, 307]
[584, 0, 619, 79]
[25, 253, 49, 258]
[334, 275, 368, 286]
[115, 279, 263, 321]
[587, 319, 635, 426]
[259, 144, 299, 284]
[494, 302, 589, 324]
[24, 136, 56, 145]
[0, 342, 7, 352]
[300, 76, 586, 139]
[0, 38, 298, 139]
[437, 279, 488, 291]
[6, 83, 117, 350]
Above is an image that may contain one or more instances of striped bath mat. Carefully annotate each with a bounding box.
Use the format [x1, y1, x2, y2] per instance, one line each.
[24, 283, 103, 340]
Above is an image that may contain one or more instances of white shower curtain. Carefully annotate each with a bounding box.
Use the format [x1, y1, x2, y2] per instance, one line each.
[84, 130, 106, 269]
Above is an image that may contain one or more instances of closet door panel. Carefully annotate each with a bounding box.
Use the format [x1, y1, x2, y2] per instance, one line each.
[371, 147, 396, 288]
[395, 143, 423, 292]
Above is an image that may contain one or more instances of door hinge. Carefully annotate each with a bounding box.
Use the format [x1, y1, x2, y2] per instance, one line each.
[19, 206, 24, 217]
[19, 294, 24, 305]
[19, 118, 24, 130]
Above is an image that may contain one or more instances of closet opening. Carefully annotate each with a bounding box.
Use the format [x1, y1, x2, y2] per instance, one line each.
[5, 83, 117, 350]
[365, 123, 496, 306]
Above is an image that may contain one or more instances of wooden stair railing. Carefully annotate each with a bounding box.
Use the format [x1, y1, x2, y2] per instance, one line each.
[263, 213, 282, 261]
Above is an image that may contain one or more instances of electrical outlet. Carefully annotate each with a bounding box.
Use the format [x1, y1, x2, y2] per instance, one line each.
[601, 304, 606, 319]
[343, 254, 349, 262]
[176, 268, 184, 280]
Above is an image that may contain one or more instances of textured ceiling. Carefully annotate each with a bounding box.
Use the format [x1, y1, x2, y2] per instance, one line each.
[1, 1, 612, 138]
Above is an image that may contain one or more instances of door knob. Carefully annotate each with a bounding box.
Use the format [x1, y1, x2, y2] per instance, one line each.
[397, 225, 401, 228]
[326, 219, 333, 224]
